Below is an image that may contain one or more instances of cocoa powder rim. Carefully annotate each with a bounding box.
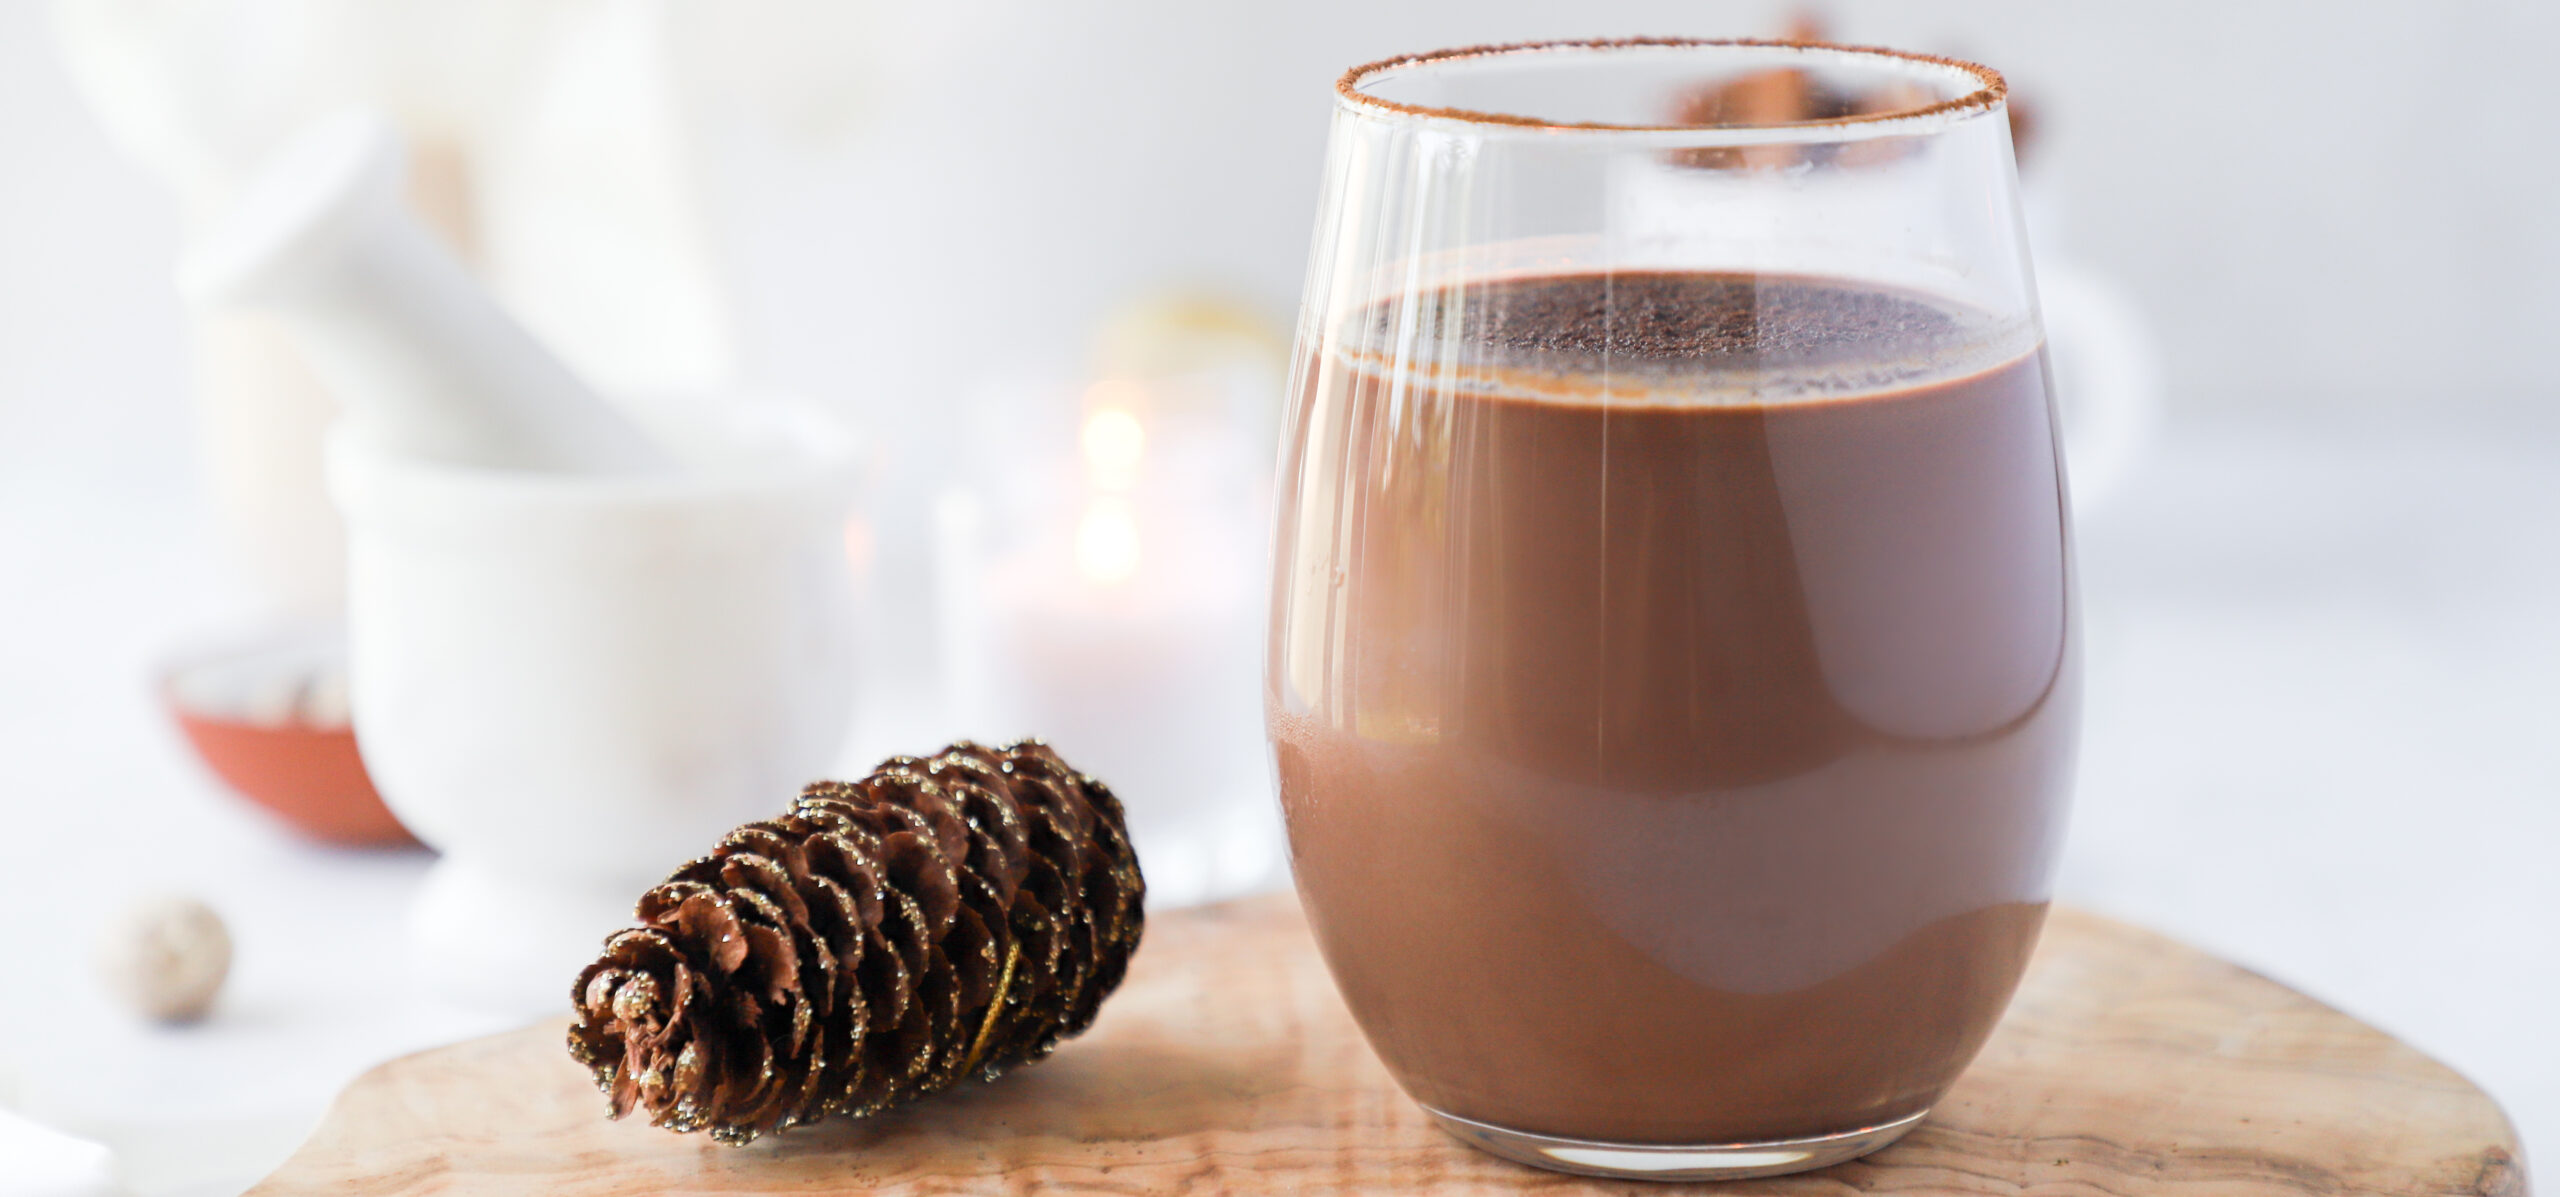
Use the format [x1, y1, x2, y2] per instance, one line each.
[1336, 38, 2006, 140]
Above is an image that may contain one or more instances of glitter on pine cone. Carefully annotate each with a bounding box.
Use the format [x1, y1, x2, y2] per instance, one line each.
[566, 740, 1145, 1145]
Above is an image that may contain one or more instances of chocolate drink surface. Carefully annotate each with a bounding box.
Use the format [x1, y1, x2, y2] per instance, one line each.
[1268, 271, 2077, 1144]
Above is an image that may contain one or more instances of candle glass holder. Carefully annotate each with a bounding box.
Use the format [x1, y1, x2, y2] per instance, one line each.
[941, 365, 1286, 908]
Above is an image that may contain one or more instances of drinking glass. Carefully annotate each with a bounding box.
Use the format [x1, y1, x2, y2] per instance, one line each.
[1266, 39, 2075, 1180]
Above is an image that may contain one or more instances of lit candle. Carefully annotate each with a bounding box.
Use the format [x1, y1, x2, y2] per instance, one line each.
[946, 380, 1282, 908]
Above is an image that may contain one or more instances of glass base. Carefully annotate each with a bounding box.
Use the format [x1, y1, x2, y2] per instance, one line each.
[1424, 1106, 1930, 1181]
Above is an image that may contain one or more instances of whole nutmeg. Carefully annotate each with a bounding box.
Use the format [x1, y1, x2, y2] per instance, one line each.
[98, 897, 232, 1023]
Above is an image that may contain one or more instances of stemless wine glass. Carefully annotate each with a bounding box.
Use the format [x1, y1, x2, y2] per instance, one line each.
[1267, 40, 2075, 1180]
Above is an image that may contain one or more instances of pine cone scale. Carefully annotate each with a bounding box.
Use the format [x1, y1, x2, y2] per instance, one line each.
[879, 831, 961, 938]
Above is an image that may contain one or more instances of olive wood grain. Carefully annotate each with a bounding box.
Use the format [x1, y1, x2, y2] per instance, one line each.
[250, 894, 2526, 1195]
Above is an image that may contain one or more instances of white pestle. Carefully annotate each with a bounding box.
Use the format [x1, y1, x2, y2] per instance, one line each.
[178, 111, 671, 474]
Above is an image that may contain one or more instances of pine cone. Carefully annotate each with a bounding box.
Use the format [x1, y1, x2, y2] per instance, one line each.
[566, 740, 1145, 1145]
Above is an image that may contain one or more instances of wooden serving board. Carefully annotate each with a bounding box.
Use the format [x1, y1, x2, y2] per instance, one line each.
[252, 894, 2526, 1196]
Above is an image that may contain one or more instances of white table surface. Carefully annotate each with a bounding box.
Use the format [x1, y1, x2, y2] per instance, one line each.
[1, 400, 2553, 1194]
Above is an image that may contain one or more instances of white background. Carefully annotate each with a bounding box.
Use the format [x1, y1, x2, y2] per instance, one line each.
[3, 1, 2555, 1191]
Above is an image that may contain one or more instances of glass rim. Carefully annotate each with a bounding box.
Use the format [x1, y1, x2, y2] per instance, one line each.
[1336, 38, 2008, 141]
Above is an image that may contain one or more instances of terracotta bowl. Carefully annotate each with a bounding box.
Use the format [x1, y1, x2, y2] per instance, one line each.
[161, 621, 418, 848]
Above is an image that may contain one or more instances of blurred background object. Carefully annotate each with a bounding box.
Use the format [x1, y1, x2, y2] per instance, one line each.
[0, 1106, 120, 1197]
[2, 0, 2556, 1191]
[52, 0, 739, 612]
[938, 290, 1290, 908]
[182, 104, 860, 1015]
[96, 897, 232, 1026]
[160, 620, 410, 847]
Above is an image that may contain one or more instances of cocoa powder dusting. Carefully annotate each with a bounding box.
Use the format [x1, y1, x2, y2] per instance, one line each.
[1355, 272, 2001, 395]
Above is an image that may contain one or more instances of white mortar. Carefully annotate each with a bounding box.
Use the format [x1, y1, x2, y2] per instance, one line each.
[328, 395, 858, 1012]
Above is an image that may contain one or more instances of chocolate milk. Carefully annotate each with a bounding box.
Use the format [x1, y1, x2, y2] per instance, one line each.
[1268, 272, 2076, 1144]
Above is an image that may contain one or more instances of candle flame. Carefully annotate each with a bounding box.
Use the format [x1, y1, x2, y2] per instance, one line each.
[1074, 496, 1141, 586]
[1082, 406, 1145, 492]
